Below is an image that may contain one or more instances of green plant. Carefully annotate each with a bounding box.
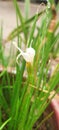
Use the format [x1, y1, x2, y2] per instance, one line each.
[0, 0, 59, 130]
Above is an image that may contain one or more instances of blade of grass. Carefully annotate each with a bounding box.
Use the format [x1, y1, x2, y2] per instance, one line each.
[14, 0, 24, 24]
[0, 88, 9, 115]
[0, 107, 2, 126]
[25, 0, 30, 41]
[0, 69, 6, 78]
[0, 117, 11, 130]
[25, 0, 30, 19]
[18, 71, 35, 130]
[9, 61, 25, 130]
[0, 24, 4, 65]
[14, 0, 27, 41]
[27, 9, 39, 47]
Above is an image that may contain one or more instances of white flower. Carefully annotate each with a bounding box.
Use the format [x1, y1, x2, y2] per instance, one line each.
[13, 41, 35, 65]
